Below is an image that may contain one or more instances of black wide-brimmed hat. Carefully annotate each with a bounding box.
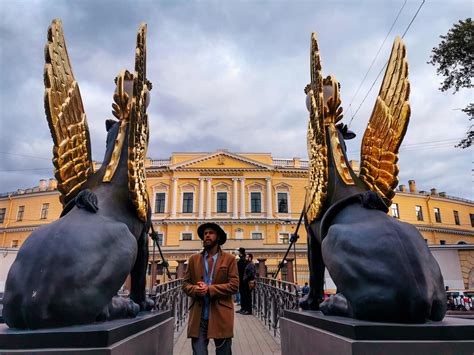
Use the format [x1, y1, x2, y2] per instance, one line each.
[197, 223, 227, 245]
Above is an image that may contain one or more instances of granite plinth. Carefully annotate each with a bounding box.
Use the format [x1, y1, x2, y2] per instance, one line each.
[281, 310, 474, 355]
[0, 310, 174, 354]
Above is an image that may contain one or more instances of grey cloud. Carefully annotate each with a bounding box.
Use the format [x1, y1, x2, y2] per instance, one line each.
[0, 0, 472, 200]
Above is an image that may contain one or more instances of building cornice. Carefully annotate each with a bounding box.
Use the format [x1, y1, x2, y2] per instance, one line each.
[416, 225, 474, 236]
[0, 190, 59, 201]
[151, 218, 299, 225]
[394, 191, 474, 206]
[0, 225, 39, 233]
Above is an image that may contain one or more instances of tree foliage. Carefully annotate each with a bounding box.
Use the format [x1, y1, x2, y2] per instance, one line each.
[428, 18, 473, 148]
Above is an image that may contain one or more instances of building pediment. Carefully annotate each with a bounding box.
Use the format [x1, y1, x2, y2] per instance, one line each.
[170, 151, 273, 170]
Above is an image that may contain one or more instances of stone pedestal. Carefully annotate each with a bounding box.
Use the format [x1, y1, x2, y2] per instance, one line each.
[0, 310, 174, 354]
[281, 310, 474, 355]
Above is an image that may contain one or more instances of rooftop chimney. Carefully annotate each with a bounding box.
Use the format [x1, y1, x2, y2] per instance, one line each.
[39, 179, 47, 191]
[48, 178, 57, 190]
[399, 185, 407, 192]
[430, 188, 438, 196]
[408, 180, 416, 193]
[293, 157, 301, 168]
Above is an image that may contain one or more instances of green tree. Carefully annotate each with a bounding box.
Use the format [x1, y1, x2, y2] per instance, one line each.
[428, 18, 473, 148]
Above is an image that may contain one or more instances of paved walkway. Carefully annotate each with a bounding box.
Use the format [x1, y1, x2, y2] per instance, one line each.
[174, 313, 281, 354]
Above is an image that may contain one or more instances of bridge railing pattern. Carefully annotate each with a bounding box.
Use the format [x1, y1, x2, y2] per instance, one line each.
[253, 277, 299, 337]
[153, 278, 189, 332]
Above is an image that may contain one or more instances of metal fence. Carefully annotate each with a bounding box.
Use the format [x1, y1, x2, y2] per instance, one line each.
[153, 278, 189, 332]
[265, 265, 310, 286]
[252, 277, 299, 337]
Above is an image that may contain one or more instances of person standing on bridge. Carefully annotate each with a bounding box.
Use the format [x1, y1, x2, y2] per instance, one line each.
[242, 253, 256, 315]
[183, 222, 239, 355]
[236, 247, 249, 314]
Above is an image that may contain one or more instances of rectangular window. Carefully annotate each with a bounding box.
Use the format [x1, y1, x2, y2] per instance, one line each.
[217, 192, 227, 213]
[251, 232, 263, 240]
[11, 240, 19, 248]
[453, 210, 460, 225]
[277, 193, 288, 213]
[250, 192, 261, 213]
[182, 233, 192, 241]
[279, 233, 290, 244]
[182, 193, 193, 213]
[415, 205, 423, 221]
[17, 206, 25, 221]
[155, 193, 166, 213]
[0, 208, 6, 223]
[390, 203, 399, 218]
[440, 240, 446, 245]
[156, 233, 164, 246]
[471, 214, 474, 227]
[40, 203, 49, 219]
[434, 208, 442, 223]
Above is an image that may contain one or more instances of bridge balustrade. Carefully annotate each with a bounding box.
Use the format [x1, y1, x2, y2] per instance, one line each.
[253, 277, 299, 337]
[153, 278, 189, 332]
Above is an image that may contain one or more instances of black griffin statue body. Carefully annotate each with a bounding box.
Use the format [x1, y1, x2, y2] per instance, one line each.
[3, 20, 153, 329]
[299, 34, 446, 323]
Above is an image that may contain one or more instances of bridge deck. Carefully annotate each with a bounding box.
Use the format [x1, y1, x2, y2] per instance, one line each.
[174, 313, 281, 354]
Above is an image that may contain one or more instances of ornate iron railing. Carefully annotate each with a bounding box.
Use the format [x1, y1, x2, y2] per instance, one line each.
[154, 278, 189, 332]
[252, 277, 299, 337]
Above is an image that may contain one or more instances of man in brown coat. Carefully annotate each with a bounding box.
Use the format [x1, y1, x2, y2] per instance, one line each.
[183, 222, 239, 354]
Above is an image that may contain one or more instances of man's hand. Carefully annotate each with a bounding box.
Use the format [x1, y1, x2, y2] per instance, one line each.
[196, 281, 209, 296]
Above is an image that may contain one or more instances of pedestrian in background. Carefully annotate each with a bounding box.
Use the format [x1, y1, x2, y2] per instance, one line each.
[236, 247, 248, 314]
[242, 253, 256, 315]
[302, 282, 310, 296]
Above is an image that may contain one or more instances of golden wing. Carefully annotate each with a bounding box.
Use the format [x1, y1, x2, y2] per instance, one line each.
[305, 33, 328, 224]
[359, 37, 410, 207]
[128, 23, 151, 221]
[44, 19, 93, 206]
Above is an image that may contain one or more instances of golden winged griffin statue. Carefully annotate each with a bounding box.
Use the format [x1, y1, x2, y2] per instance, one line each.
[3, 19, 154, 329]
[301, 33, 447, 323]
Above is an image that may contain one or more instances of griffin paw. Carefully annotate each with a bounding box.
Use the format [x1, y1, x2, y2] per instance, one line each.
[97, 296, 139, 322]
[299, 294, 321, 310]
[140, 297, 155, 311]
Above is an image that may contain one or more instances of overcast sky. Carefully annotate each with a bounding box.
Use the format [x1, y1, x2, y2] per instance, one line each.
[0, 0, 472, 199]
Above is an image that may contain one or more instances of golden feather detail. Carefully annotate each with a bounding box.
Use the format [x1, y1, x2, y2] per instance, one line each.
[305, 33, 328, 224]
[359, 37, 411, 207]
[128, 23, 150, 222]
[44, 19, 92, 206]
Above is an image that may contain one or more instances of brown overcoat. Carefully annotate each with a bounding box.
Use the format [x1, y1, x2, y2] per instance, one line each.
[183, 249, 239, 339]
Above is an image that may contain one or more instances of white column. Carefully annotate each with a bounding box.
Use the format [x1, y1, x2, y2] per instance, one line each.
[232, 178, 238, 219]
[240, 178, 245, 219]
[171, 177, 178, 218]
[266, 178, 273, 218]
[206, 178, 212, 219]
[199, 178, 205, 219]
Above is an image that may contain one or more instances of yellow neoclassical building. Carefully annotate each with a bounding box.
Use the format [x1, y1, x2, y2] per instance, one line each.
[1, 150, 474, 287]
